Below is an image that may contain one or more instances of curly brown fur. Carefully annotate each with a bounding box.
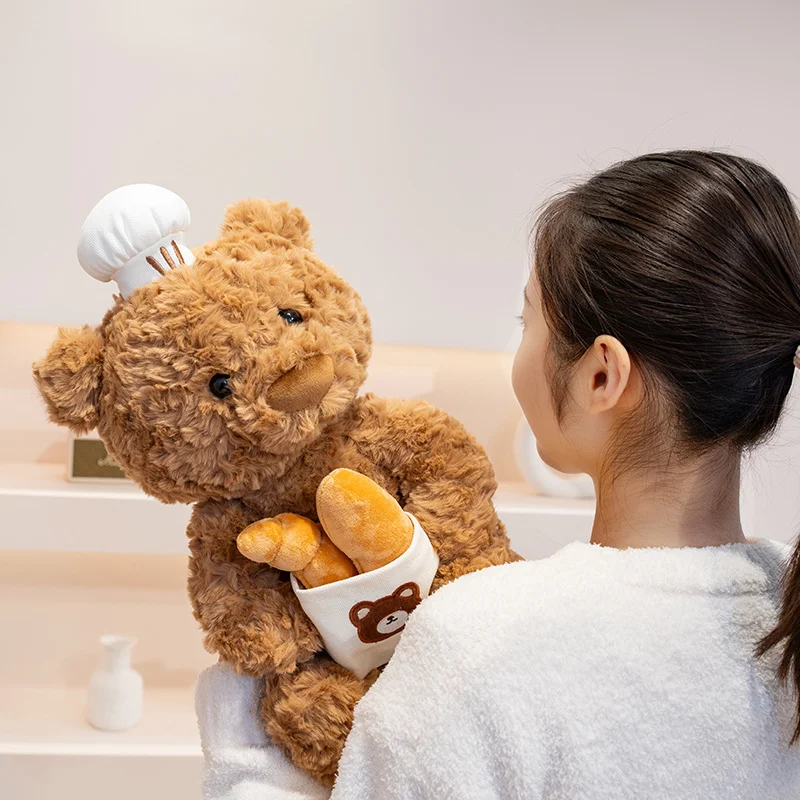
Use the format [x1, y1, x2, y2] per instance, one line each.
[35, 324, 104, 433]
[33, 197, 521, 784]
[263, 655, 380, 787]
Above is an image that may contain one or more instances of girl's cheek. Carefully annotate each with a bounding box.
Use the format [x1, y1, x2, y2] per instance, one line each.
[513, 334, 547, 429]
[513, 330, 566, 471]
[511, 337, 531, 409]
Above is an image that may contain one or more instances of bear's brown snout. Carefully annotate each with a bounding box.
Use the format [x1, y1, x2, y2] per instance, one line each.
[265, 354, 335, 412]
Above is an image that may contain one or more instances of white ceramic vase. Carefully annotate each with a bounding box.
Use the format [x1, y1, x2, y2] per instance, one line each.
[87, 635, 143, 731]
[514, 418, 595, 499]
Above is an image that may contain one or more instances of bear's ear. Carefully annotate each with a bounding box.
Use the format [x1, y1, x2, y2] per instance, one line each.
[220, 199, 314, 251]
[394, 582, 421, 601]
[33, 325, 104, 434]
[349, 601, 374, 626]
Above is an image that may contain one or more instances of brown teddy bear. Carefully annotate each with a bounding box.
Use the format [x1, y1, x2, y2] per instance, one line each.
[350, 583, 422, 642]
[33, 185, 521, 786]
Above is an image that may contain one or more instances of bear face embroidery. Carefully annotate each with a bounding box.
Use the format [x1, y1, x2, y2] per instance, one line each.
[349, 582, 422, 644]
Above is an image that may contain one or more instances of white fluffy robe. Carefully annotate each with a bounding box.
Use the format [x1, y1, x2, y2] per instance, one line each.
[196, 537, 800, 799]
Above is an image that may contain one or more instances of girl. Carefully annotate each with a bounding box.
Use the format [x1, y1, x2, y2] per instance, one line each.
[196, 151, 800, 799]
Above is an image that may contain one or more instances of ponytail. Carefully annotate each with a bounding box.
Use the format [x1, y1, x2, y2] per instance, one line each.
[756, 539, 800, 743]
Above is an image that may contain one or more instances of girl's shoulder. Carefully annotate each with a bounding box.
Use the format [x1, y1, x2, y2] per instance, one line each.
[412, 543, 603, 638]
[412, 537, 790, 648]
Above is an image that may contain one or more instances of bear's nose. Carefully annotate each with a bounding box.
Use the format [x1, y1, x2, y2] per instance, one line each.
[265, 354, 335, 412]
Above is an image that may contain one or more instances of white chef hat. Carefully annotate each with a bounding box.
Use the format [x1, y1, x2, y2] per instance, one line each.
[77, 184, 196, 299]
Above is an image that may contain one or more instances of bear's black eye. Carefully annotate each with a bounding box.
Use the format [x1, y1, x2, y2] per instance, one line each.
[209, 373, 232, 399]
[278, 308, 303, 324]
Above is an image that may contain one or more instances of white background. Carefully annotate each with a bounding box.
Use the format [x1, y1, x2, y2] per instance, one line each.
[2, 0, 799, 350]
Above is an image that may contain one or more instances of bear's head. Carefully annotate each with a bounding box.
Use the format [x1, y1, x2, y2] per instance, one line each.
[33, 199, 372, 503]
[349, 583, 422, 644]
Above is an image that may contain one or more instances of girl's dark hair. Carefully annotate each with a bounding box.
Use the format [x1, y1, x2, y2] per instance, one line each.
[532, 150, 800, 740]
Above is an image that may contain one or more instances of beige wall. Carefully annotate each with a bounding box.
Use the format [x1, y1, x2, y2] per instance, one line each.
[2, 0, 799, 353]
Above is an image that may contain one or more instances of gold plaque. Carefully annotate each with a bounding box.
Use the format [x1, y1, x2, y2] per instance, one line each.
[69, 436, 130, 481]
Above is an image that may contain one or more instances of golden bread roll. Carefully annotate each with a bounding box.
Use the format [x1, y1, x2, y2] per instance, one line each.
[295, 531, 358, 588]
[316, 468, 414, 573]
[237, 513, 357, 588]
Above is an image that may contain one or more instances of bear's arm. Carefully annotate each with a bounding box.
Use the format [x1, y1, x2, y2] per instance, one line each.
[187, 498, 323, 675]
[353, 395, 523, 588]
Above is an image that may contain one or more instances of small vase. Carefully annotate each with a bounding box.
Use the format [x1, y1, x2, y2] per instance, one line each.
[514, 419, 595, 499]
[87, 635, 143, 731]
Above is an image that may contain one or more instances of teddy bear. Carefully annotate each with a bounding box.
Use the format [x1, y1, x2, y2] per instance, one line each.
[33, 184, 522, 786]
[350, 584, 422, 642]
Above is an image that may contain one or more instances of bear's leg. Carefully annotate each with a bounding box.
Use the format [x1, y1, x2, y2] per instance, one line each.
[260, 655, 380, 786]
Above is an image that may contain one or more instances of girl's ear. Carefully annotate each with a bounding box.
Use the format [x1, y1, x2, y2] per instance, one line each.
[582, 334, 632, 414]
[33, 326, 104, 434]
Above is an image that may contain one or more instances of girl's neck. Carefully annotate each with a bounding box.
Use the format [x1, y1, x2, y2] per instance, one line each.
[590, 447, 748, 550]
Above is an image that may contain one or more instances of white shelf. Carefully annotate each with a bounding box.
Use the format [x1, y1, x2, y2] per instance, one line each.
[494, 482, 595, 560]
[0, 463, 596, 558]
[0, 685, 200, 758]
[0, 463, 193, 554]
